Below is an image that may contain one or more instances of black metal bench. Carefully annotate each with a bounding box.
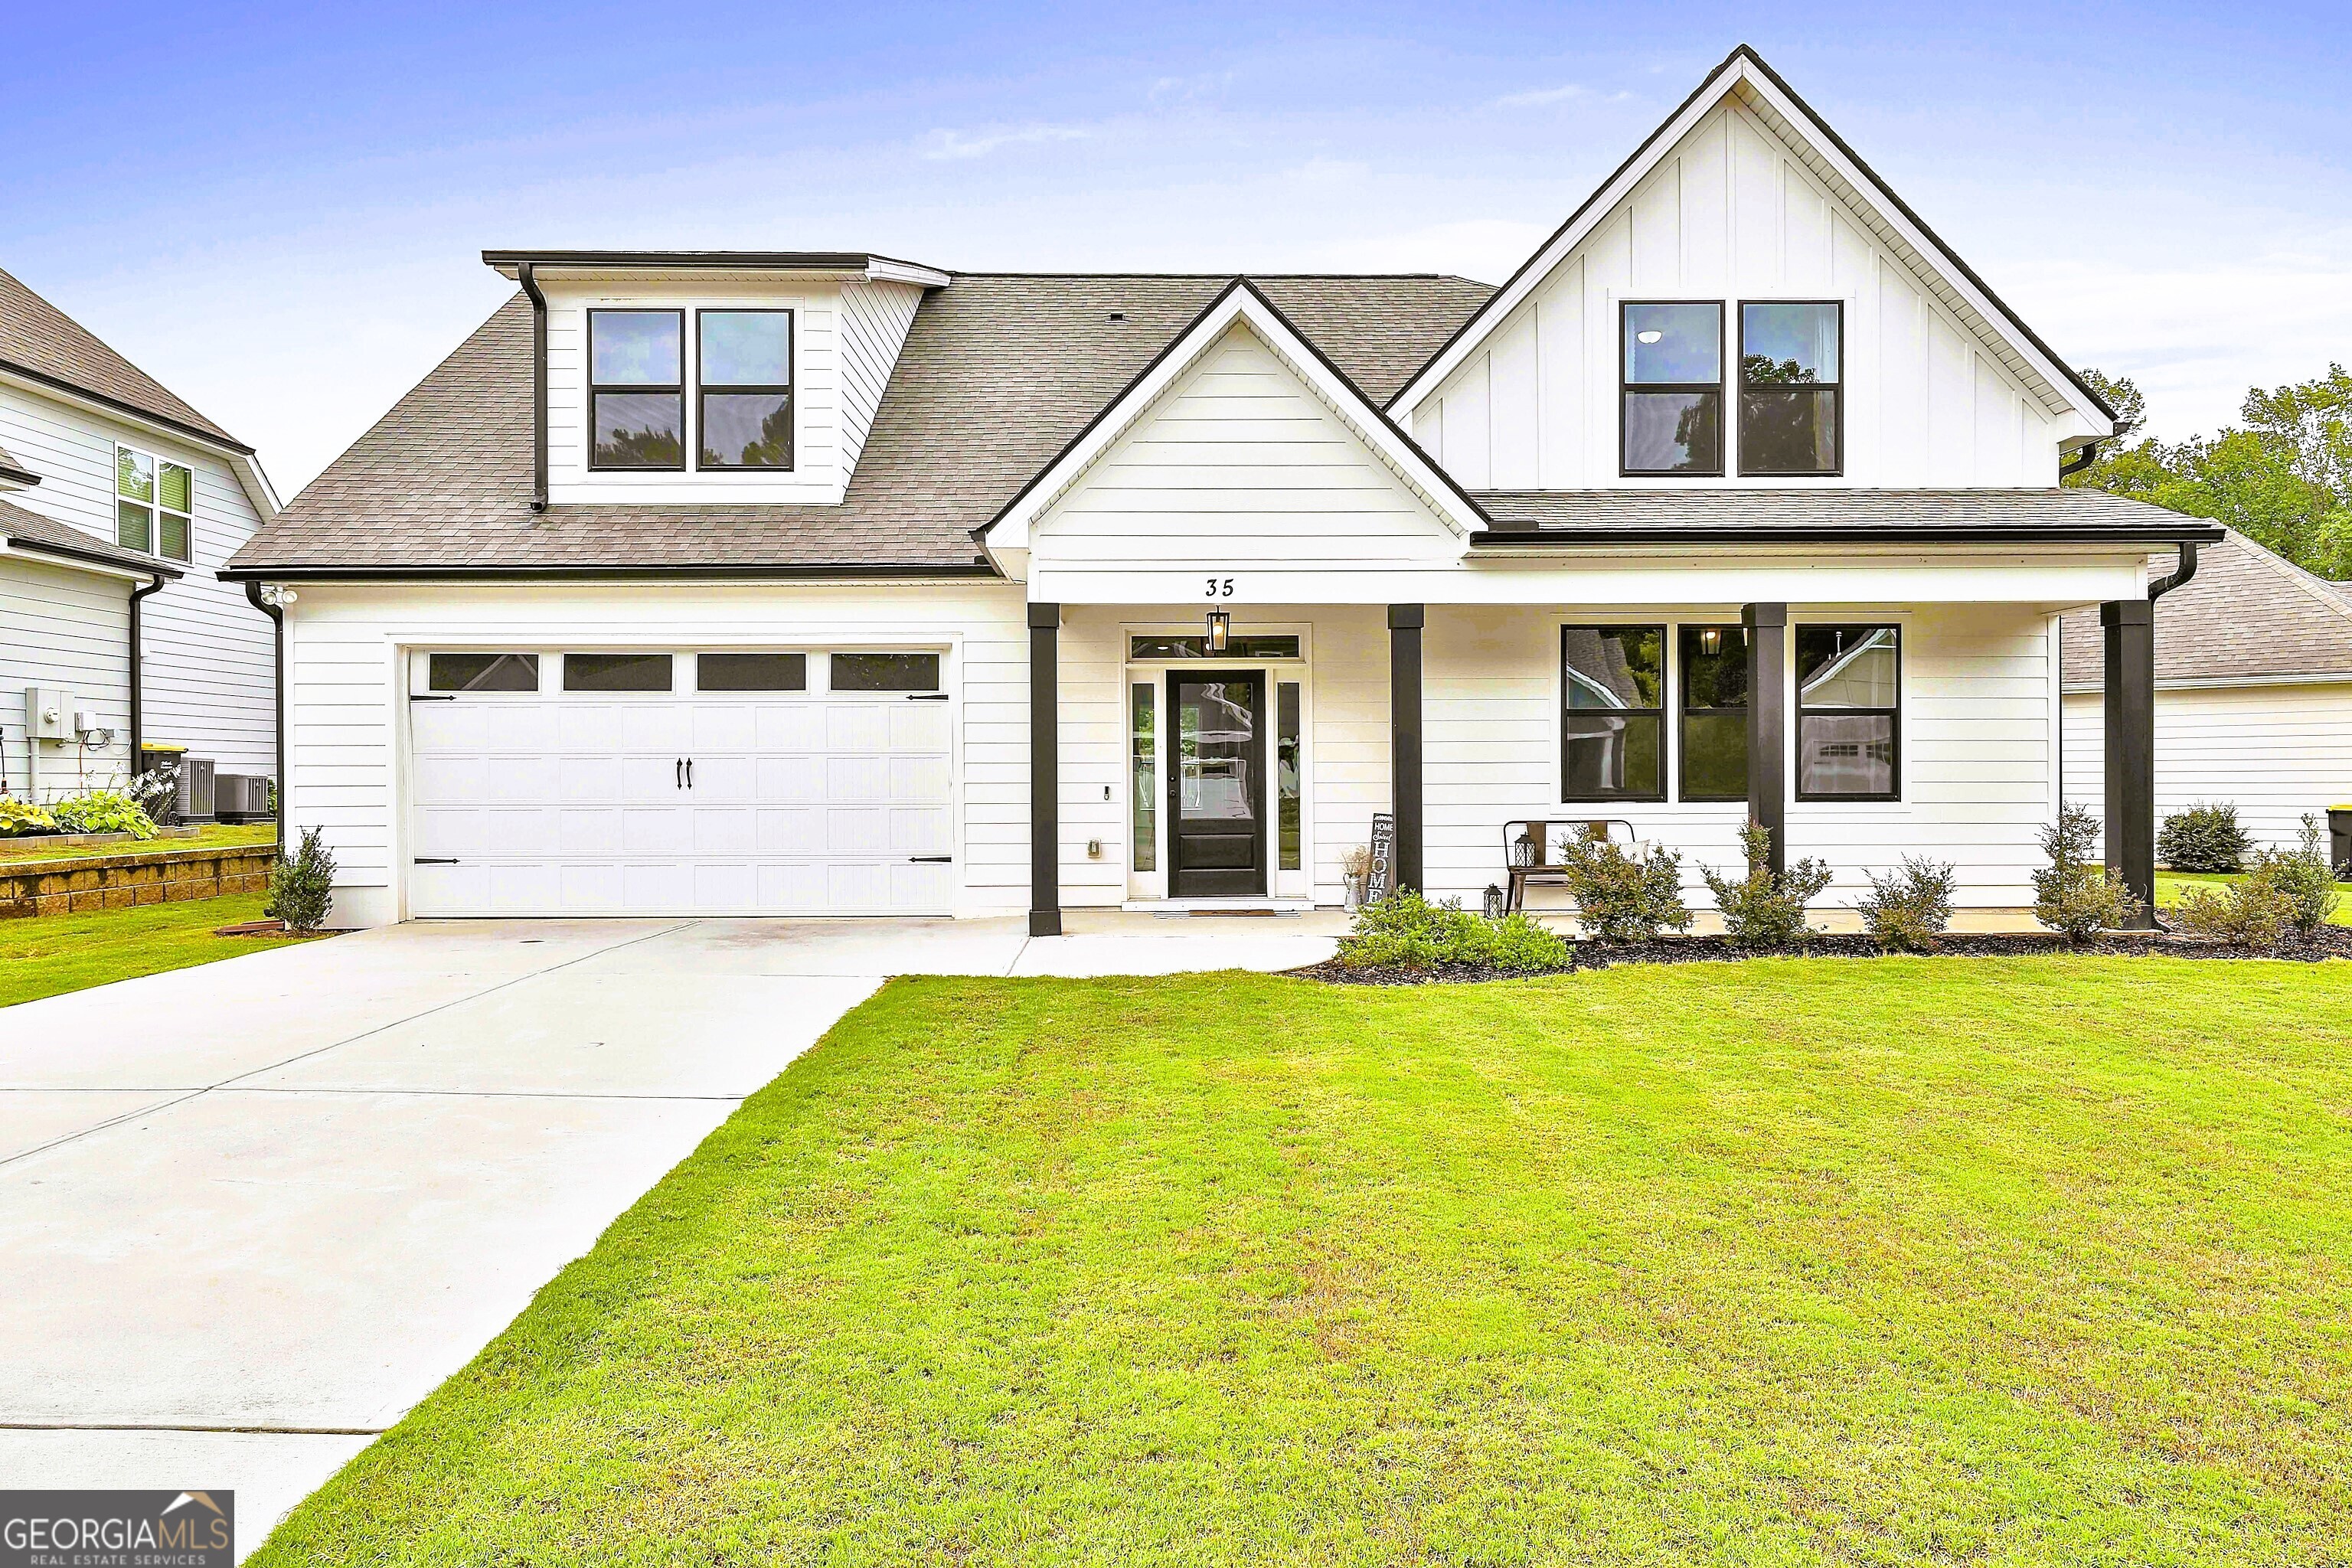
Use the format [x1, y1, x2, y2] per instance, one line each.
[1504, 818, 1637, 913]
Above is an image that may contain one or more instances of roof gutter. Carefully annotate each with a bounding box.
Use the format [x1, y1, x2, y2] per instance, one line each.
[243, 581, 288, 850]
[2058, 439, 2100, 479]
[128, 570, 167, 767]
[215, 561, 1001, 583]
[1, 532, 186, 580]
[2148, 541, 2198, 600]
[517, 263, 549, 514]
[1469, 522, 2227, 548]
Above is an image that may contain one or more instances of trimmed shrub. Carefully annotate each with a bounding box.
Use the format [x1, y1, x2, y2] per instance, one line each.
[266, 825, 339, 934]
[1557, 834, 1693, 943]
[0, 799, 57, 836]
[1703, 822, 1834, 950]
[2158, 802, 2252, 873]
[2032, 802, 2143, 941]
[2172, 873, 2292, 949]
[2274, 815, 2344, 939]
[1854, 857, 1957, 952]
[1338, 890, 1571, 974]
[50, 790, 157, 839]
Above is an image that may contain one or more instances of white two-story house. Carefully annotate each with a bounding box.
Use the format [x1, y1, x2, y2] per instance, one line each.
[225, 46, 2216, 932]
[1, 265, 280, 803]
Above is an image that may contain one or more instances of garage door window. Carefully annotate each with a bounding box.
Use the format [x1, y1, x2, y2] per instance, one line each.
[426, 652, 540, 693]
[697, 652, 808, 691]
[564, 653, 674, 692]
[831, 652, 940, 692]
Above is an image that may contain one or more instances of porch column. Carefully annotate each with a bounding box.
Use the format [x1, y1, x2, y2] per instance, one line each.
[1389, 603, 1424, 893]
[1028, 601, 1062, 937]
[1743, 602, 1788, 877]
[2101, 599, 2158, 927]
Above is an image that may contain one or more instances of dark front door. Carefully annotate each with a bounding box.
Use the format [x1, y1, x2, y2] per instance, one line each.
[1168, 672, 1266, 897]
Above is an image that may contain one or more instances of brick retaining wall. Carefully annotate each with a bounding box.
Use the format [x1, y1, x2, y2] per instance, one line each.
[0, 844, 279, 919]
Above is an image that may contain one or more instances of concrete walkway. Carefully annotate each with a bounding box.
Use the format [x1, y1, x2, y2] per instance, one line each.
[0, 913, 1334, 1557]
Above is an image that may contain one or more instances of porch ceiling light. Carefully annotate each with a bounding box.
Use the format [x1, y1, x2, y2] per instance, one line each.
[1205, 609, 1230, 653]
[1700, 626, 1720, 655]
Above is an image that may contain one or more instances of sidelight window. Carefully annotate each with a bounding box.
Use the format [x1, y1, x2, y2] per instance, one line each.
[1132, 682, 1157, 872]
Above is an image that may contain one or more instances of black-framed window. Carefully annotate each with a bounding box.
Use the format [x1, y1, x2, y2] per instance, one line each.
[1127, 634, 1302, 661]
[1679, 624, 1750, 802]
[426, 652, 539, 693]
[831, 652, 940, 692]
[590, 310, 684, 470]
[1740, 302, 1842, 475]
[697, 309, 793, 469]
[1560, 626, 1664, 802]
[696, 652, 806, 691]
[1622, 302, 1723, 475]
[1797, 625, 1900, 799]
[564, 652, 674, 692]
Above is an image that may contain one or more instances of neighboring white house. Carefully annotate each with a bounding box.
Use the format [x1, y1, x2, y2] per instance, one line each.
[2063, 529, 2352, 849]
[224, 44, 2216, 931]
[0, 265, 280, 803]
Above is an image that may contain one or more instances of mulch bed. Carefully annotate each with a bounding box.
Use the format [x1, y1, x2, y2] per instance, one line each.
[213, 918, 338, 939]
[1300, 925, 2352, 985]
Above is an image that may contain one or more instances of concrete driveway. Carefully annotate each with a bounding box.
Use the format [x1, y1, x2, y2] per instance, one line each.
[0, 911, 1334, 1557]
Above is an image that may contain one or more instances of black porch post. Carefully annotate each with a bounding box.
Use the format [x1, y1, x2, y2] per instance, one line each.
[1388, 603, 1425, 893]
[2101, 598, 2158, 927]
[1028, 601, 1062, 937]
[1743, 602, 1789, 878]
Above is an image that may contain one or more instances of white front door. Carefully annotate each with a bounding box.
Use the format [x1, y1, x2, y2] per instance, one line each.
[404, 650, 953, 916]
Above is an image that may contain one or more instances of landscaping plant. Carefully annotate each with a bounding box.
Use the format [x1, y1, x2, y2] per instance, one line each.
[0, 799, 57, 837]
[49, 790, 157, 839]
[1557, 833, 1693, 943]
[266, 825, 338, 934]
[1338, 889, 1570, 974]
[2158, 802, 2252, 873]
[2032, 802, 2143, 941]
[2274, 815, 2345, 938]
[2184, 815, 2349, 949]
[127, 765, 181, 827]
[1703, 821, 1833, 950]
[1854, 856, 1958, 952]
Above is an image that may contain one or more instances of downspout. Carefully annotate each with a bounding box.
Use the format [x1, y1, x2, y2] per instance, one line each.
[2148, 541, 2197, 600]
[128, 570, 165, 773]
[244, 580, 287, 848]
[518, 262, 549, 513]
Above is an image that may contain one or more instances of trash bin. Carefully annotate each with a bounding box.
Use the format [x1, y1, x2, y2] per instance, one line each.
[2329, 807, 2352, 877]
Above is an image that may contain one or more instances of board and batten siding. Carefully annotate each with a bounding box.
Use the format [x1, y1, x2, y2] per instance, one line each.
[1407, 97, 2063, 489]
[279, 580, 1031, 928]
[0, 555, 131, 800]
[0, 383, 275, 780]
[2063, 683, 2352, 851]
[1422, 604, 2064, 908]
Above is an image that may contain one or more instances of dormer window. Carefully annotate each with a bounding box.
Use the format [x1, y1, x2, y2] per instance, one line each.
[589, 309, 684, 470]
[1620, 302, 1723, 475]
[697, 309, 793, 469]
[1739, 302, 1841, 475]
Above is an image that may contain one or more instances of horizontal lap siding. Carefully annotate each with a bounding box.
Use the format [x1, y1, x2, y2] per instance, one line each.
[836, 280, 924, 479]
[285, 581, 1029, 926]
[1424, 604, 2058, 908]
[0, 557, 130, 799]
[2063, 684, 2352, 850]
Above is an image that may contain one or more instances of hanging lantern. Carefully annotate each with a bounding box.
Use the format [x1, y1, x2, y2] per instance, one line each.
[1205, 609, 1230, 653]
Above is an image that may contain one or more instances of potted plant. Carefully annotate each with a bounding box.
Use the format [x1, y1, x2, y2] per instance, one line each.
[1342, 845, 1373, 909]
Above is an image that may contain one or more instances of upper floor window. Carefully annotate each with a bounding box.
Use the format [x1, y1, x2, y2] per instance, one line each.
[1739, 302, 1841, 475]
[697, 310, 793, 469]
[1621, 302, 1723, 475]
[590, 310, 684, 470]
[116, 446, 191, 563]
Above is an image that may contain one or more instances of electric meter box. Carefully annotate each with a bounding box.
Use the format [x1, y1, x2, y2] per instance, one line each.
[24, 688, 74, 741]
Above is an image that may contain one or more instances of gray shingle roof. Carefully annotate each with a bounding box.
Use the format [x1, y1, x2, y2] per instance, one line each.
[2061, 529, 2352, 690]
[1473, 487, 2225, 542]
[0, 266, 246, 452]
[0, 495, 182, 577]
[227, 273, 1497, 575]
[0, 439, 35, 485]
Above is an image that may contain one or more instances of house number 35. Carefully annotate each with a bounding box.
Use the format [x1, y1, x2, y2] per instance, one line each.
[1205, 577, 1235, 598]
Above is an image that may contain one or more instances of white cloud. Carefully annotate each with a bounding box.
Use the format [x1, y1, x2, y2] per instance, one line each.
[1493, 83, 1587, 108]
[918, 122, 1093, 161]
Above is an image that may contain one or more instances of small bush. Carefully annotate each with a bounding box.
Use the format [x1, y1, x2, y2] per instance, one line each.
[1338, 889, 1571, 974]
[1557, 834, 1693, 943]
[266, 825, 339, 934]
[2172, 873, 2292, 949]
[0, 799, 58, 836]
[1854, 857, 1957, 952]
[2158, 802, 2252, 873]
[1703, 822, 1834, 950]
[2274, 815, 2344, 939]
[2032, 802, 2143, 942]
[50, 790, 157, 839]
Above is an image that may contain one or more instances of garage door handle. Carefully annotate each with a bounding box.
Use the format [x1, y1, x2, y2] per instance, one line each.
[413, 857, 460, 864]
[684, 758, 694, 789]
[906, 693, 949, 701]
[909, 855, 952, 864]
[675, 758, 684, 789]
[409, 693, 456, 702]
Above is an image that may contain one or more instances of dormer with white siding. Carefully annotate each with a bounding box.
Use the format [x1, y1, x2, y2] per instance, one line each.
[1391, 47, 2115, 491]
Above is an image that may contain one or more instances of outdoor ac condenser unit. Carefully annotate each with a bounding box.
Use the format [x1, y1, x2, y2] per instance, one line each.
[176, 757, 217, 822]
[214, 773, 272, 822]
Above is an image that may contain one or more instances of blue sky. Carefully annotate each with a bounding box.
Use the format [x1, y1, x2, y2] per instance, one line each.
[6, 1, 2346, 492]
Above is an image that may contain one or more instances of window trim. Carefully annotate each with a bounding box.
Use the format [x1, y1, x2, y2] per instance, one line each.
[1677, 622, 1751, 804]
[1559, 623, 1668, 804]
[1795, 622, 1902, 802]
[588, 309, 687, 472]
[114, 443, 194, 564]
[1619, 300, 1725, 478]
[1736, 299, 1845, 479]
[694, 307, 795, 472]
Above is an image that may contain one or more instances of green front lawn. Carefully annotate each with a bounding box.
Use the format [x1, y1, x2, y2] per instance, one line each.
[2159, 869, 2352, 925]
[0, 822, 275, 865]
[0, 892, 303, 1007]
[263, 962, 2351, 1564]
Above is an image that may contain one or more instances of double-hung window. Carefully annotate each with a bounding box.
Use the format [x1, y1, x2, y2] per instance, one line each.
[697, 310, 793, 469]
[589, 310, 685, 470]
[1739, 302, 1841, 475]
[1797, 625, 1900, 799]
[116, 446, 192, 563]
[1678, 624, 1749, 801]
[1561, 626, 1665, 801]
[1621, 302, 1723, 475]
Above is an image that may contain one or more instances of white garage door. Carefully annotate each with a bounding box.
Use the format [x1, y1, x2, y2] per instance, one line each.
[406, 649, 954, 916]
